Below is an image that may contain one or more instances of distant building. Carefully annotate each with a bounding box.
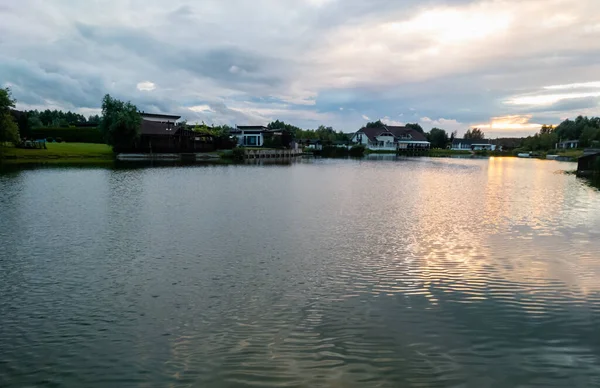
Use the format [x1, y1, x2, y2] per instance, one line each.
[230, 126, 270, 147]
[137, 112, 214, 153]
[557, 140, 580, 149]
[451, 139, 496, 151]
[351, 126, 430, 150]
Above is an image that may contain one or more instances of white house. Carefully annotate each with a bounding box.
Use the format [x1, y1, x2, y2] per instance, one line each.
[451, 139, 496, 151]
[230, 125, 269, 147]
[557, 140, 579, 149]
[351, 126, 430, 150]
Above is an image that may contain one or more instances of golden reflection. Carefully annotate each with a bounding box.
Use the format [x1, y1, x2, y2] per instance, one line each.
[390, 158, 600, 305]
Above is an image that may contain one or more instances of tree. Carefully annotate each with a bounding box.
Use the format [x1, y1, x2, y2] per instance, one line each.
[88, 114, 101, 124]
[427, 127, 449, 149]
[17, 111, 31, 139]
[267, 120, 301, 138]
[405, 123, 424, 134]
[0, 88, 20, 145]
[99, 94, 141, 151]
[580, 125, 600, 148]
[464, 128, 485, 139]
[365, 120, 385, 128]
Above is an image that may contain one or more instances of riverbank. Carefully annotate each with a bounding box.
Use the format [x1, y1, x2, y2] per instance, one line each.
[1, 143, 114, 163]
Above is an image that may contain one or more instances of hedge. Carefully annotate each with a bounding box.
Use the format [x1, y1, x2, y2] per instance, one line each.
[30, 127, 105, 144]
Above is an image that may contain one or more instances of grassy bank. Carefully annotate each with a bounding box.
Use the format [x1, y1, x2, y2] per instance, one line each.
[1, 143, 114, 162]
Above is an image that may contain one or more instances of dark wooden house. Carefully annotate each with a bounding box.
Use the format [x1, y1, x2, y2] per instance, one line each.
[577, 149, 600, 176]
[137, 113, 214, 153]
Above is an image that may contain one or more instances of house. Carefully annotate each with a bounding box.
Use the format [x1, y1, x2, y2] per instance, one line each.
[557, 140, 580, 149]
[137, 112, 214, 153]
[451, 139, 496, 151]
[298, 139, 322, 150]
[230, 125, 269, 147]
[351, 126, 430, 150]
[577, 149, 600, 176]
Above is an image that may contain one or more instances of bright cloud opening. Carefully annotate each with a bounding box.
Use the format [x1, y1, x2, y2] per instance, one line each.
[474, 115, 543, 131]
[188, 105, 214, 113]
[136, 81, 156, 91]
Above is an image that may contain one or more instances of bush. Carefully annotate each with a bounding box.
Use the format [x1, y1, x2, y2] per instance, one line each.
[349, 145, 366, 157]
[232, 147, 245, 161]
[31, 127, 104, 143]
[46, 137, 54, 143]
[56, 137, 63, 143]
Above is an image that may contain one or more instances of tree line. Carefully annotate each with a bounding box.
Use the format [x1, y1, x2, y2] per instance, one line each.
[521, 116, 600, 151]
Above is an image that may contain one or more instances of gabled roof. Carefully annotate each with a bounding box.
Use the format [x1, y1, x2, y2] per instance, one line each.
[355, 125, 428, 142]
[452, 138, 492, 145]
[355, 126, 392, 141]
[387, 126, 428, 142]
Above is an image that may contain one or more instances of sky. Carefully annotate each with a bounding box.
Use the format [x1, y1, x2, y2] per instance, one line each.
[1, 0, 600, 137]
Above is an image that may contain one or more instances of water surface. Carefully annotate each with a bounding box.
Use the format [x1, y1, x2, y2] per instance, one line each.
[1, 157, 600, 387]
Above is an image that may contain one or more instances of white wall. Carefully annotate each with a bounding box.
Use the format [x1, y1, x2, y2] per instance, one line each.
[451, 143, 496, 151]
[351, 132, 369, 146]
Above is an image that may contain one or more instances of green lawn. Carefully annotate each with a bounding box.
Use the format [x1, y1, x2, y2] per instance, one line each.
[552, 149, 585, 159]
[1, 143, 114, 160]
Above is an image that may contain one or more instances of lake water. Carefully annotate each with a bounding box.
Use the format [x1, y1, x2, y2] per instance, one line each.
[1, 157, 600, 387]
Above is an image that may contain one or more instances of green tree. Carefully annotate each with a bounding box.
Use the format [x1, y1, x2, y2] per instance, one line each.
[99, 94, 141, 151]
[365, 120, 385, 128]
[427, 127, 449, 148]
[0, 88, 20, 145]
[405, 123, 424, 134]
[464, 128, 485, 139]
[17, 111, 31, 139]
[580, 125, 600, 148]
[88, 114, 101, 124]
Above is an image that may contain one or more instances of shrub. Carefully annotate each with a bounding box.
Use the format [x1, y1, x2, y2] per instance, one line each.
[232, 147, 246, 161]
[46, 137, 54, 143]
[56, 137, 63, 143]
[349, 145, 366, 157]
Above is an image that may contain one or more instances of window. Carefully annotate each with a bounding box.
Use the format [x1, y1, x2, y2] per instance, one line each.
[247, 136, 258, 146]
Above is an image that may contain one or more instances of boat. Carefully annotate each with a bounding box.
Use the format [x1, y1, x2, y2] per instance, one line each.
[518, 153, 532, 158]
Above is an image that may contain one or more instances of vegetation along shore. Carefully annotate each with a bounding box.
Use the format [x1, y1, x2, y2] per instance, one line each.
[0, 87, 597, 172]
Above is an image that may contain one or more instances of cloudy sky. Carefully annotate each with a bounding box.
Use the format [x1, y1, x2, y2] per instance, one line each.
[2, 0, 600, 137]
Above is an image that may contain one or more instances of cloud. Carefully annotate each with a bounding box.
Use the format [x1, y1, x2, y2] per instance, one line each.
[1, 0, 600, 134]
[137, 81, 156, 91]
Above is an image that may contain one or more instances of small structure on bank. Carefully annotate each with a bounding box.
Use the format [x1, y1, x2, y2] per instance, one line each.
[137, 113, 214, 153]
[451, 138, 497, 151]
[557, 140, 580, 149]
[577, 149, 600, 176]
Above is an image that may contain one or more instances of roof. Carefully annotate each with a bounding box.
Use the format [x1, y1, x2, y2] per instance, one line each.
[236, 125, 268, 130]
[452, 138, 492, 145]
[386, 126, 428, 142]
[355, 126, 428, 142]
[230, 125, 270, 134]
[140, 112, 181, 120]
[579, 150, 600, 160]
